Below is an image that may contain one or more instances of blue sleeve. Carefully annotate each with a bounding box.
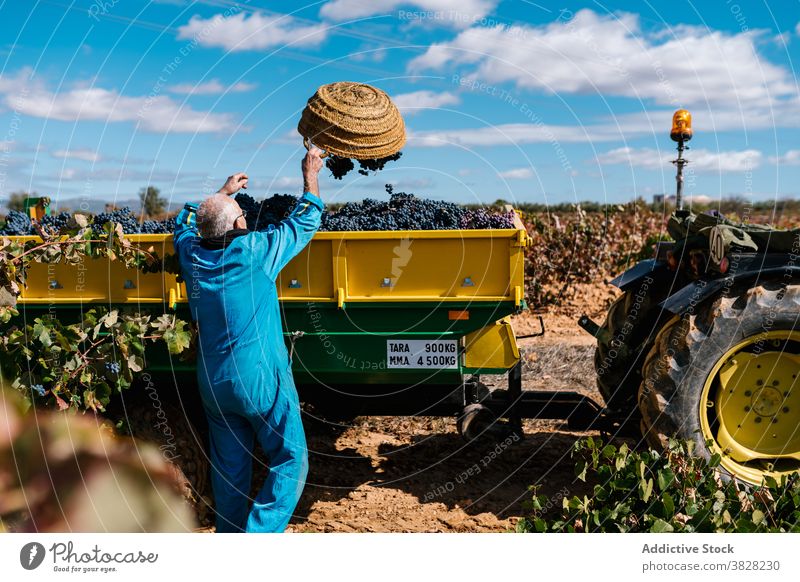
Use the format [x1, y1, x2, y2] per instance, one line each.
[256, 192, 323, 280]
[172, 202, 199, 259]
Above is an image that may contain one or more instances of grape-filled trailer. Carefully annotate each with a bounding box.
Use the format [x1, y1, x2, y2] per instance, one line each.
[9, 211, 603, 438]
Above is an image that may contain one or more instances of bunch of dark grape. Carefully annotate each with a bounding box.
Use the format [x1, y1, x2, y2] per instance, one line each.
[1, 190, 516, 236]
[105, 361, 121, 376]
[461, 208, 516, 229]
[325, 152, 403, 180]
[38, 212, 73, 234]
[325, 156, 355, 180]
[356, 152, 402, 176]
[319, 189, 461, 231]
[0, 210, 33, 235]
[320, 185, 515, 231]
[140, 217, 176, 234]
[91, 207, 142, 235]
[235, 192, 299, 231]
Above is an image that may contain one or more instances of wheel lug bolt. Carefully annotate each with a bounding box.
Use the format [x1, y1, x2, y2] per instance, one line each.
[783, 407, 790, 413]
[744, 406, 751, 412]
[756, 380, 763, 386]
[772, 418, 778, 423]
[773, 380, 780, 386]
[755, 417, 762, 423]
[745, 390, 752, 396]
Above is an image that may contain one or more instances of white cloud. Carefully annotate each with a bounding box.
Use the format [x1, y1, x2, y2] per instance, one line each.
[409, 9, 797, 110]
[0, 70, 238, 133]
[0, 68, 29, 94]
[393, 90, 460, 114]
[498, 167, 533, 179]
[39, 166, 209, 186]
[320, 0, 498, 28]
[407, 121, 649, 147]
[771, 150, 800, 166]
[233, 176, 305, 192]
[177, 12, 327, 52]
[168, 79, 257, 95]
[52, 148, 102, 163]
[273, 176, 304, 189]
[595, 146, 762, 172]
[350, 48, 387, 63]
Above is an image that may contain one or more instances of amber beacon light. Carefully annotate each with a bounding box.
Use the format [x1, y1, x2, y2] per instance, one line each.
[670, 109, 693, 142]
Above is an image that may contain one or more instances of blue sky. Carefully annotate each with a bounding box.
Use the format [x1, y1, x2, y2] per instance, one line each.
[0, 0, 798, 208]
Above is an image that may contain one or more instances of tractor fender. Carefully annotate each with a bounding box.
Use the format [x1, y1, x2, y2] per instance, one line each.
[610, 259, 669, 291]
[661, 256, 800, 315]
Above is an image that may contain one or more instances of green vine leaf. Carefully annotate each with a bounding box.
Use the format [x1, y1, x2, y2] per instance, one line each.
[163, 319, 191, 355]
[0, 226, 193, 412]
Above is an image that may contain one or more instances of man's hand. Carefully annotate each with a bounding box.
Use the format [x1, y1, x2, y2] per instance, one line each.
[217, 172, 248, 196]
[302, 148, 323, 197]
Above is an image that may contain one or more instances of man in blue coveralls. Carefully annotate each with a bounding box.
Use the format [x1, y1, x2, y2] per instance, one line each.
[172, 148, 324, 532]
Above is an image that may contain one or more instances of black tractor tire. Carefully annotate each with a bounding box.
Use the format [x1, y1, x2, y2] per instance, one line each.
[638, 281, 800, 481]
[594, 278, 671, 412]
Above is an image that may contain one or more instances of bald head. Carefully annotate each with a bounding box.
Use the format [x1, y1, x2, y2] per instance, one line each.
[197, 194, 244, 239]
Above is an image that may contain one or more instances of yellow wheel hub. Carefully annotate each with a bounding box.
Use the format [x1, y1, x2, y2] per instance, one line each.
[701, 331, 800, 485]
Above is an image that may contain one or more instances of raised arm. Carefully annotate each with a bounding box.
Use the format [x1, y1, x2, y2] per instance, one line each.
[258, 148, 324, 279]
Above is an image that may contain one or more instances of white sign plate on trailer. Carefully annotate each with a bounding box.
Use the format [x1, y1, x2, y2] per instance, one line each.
[386, 339, 459, 369]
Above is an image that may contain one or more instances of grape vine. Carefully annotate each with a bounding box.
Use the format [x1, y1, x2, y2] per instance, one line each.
[0, 216, 192, 412]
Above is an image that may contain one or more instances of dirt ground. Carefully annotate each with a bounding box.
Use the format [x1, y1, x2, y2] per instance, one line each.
[281, 285, 624, 532]
[171, 284, 623, 532]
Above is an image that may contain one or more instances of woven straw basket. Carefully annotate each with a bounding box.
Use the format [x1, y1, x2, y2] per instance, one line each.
[297, 82, 406, 160]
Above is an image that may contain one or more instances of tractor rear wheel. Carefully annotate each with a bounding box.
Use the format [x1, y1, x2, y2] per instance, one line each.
[594, 278, 670, 412]
[639, 282, 800, 485]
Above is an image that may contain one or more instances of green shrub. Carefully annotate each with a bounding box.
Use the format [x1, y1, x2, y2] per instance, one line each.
[517, 437, 800, 533]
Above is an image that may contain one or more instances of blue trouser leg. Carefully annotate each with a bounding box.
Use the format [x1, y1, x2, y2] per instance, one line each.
[206, 409, 255, 533]
[245, 385, 309, 533]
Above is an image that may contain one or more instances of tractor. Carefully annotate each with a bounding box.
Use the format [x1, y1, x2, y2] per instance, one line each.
[581, 110, 800, 485]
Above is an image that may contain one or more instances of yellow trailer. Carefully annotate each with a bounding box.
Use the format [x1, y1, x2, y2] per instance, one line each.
[9, 211, 602, 437]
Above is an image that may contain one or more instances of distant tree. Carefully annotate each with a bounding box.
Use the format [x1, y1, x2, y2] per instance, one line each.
[138, 186, 166, 217]
[7, 191, 36, 212]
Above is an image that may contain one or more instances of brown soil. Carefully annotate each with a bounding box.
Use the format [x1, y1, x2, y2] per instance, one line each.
[180, 284, 627, 533]
[285, 303, 628, 533]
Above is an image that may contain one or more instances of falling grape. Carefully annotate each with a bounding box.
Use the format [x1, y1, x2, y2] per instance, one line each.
[325, 152, 403, 180]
